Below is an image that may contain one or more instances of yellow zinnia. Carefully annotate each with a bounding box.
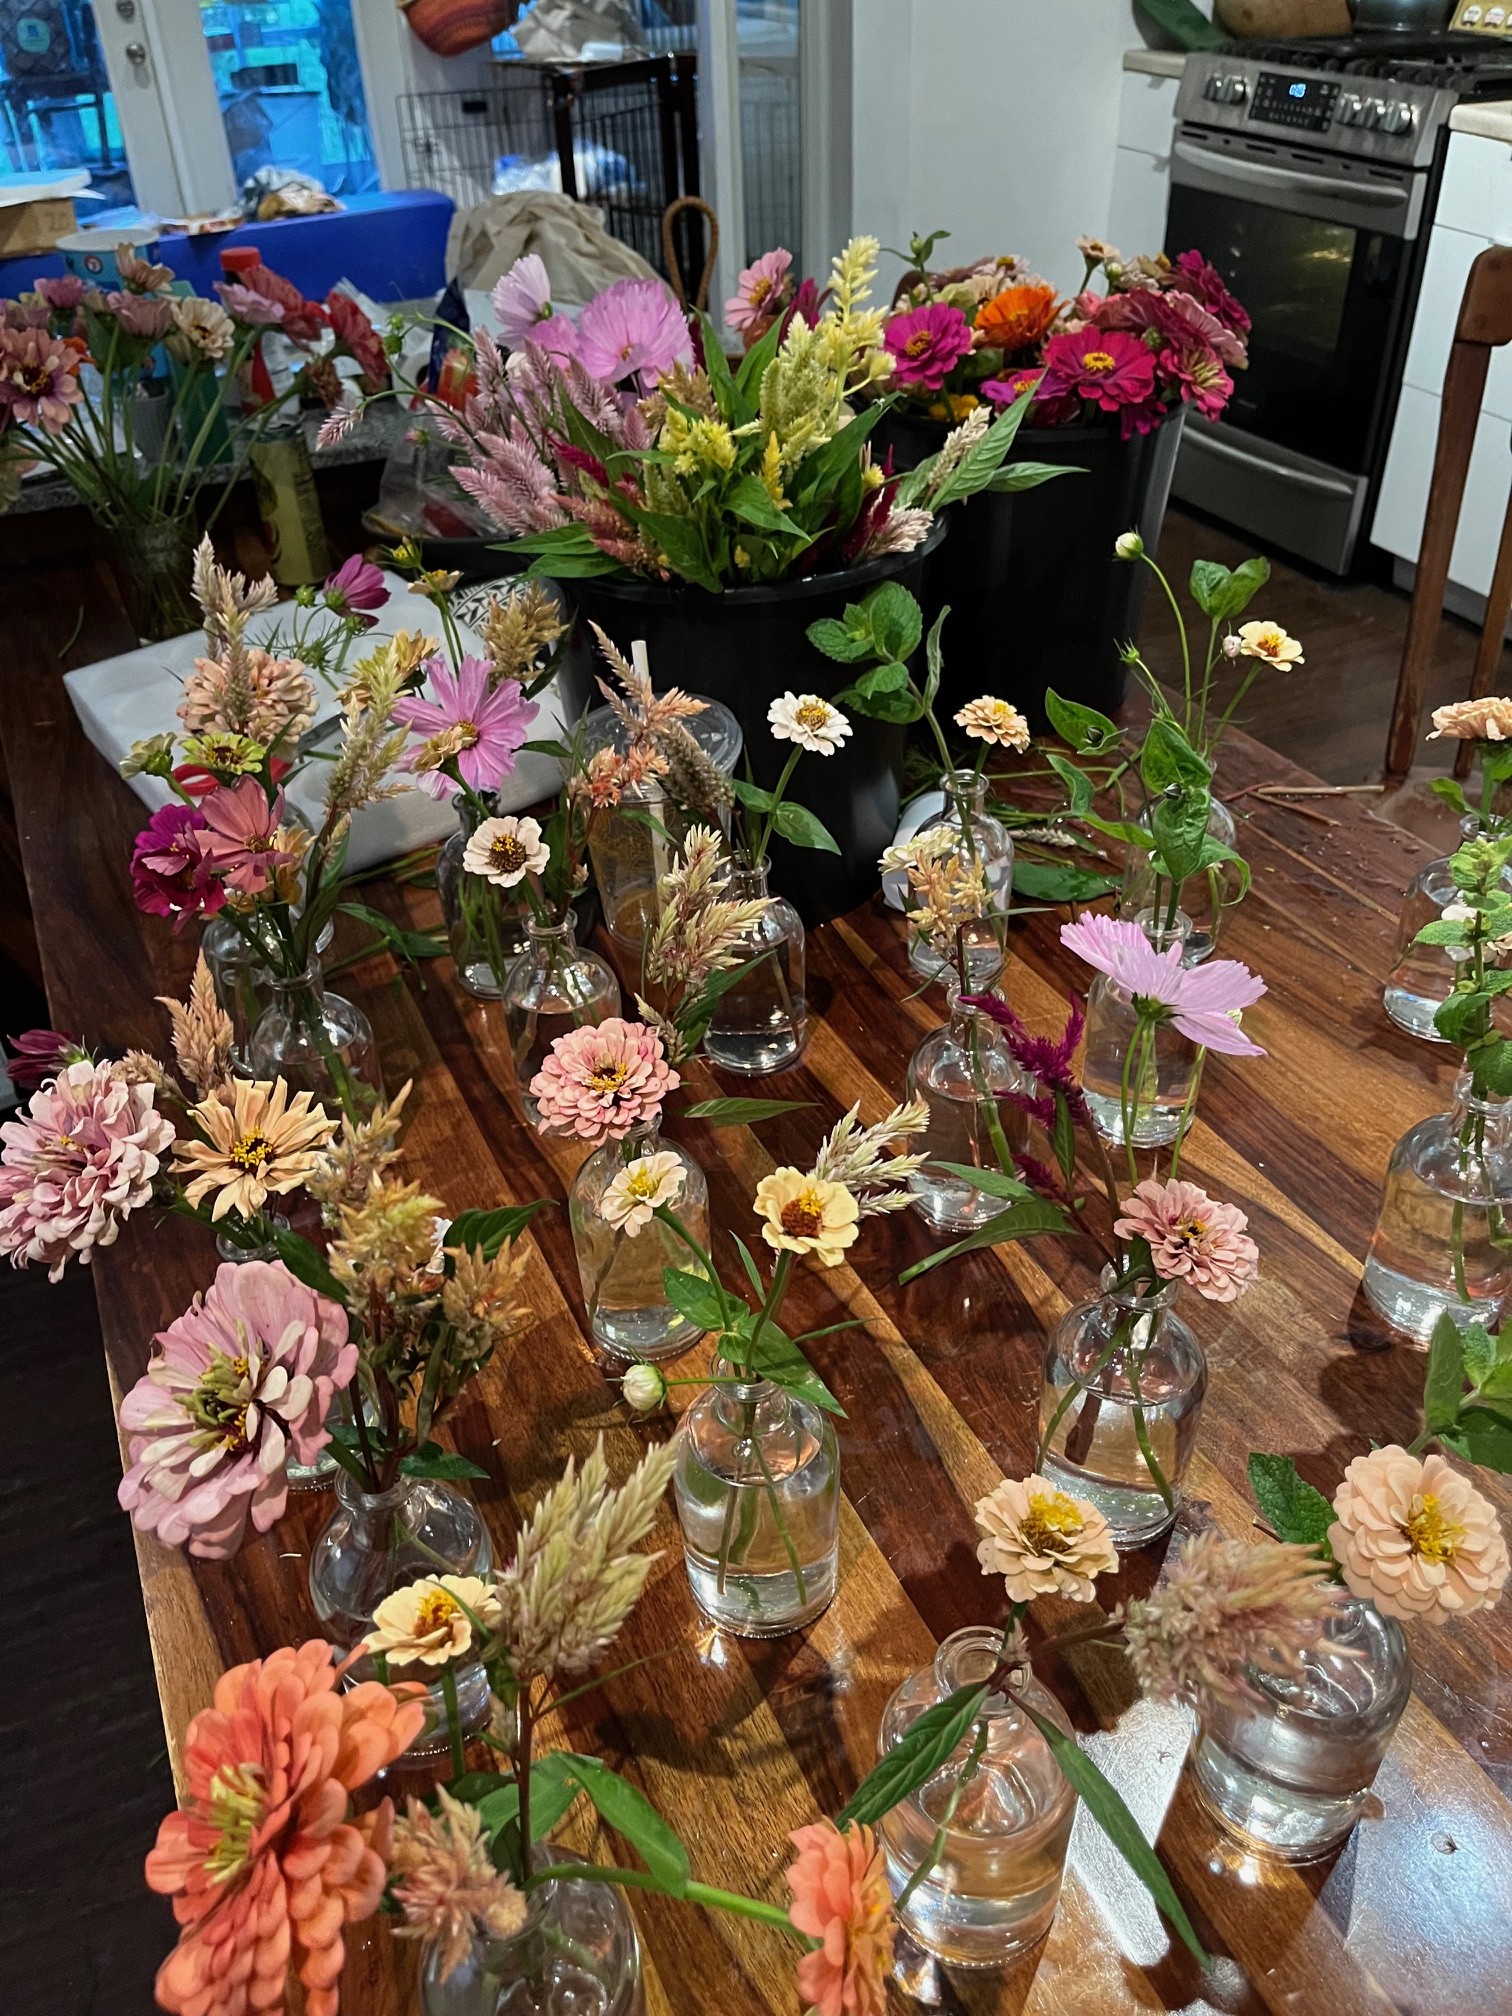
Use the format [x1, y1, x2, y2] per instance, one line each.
[753, 1169, 859, 1268]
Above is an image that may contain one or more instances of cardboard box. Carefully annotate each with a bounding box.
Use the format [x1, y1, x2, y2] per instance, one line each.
[0, 197, 78, 258]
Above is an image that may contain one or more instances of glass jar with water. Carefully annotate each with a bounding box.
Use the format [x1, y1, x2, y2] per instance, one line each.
[568, 1120, 712, 1360]
[1081, 911, 1199, 1148]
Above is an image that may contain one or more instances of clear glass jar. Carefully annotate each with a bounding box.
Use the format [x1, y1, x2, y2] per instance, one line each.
[1119, 794, 1240, 966]
[1082, 910, 1198, 1148]
[702, 859, 807, 1075]
[906, 770, 1014, 989]
[877, 1627, 1077, 1966]
[1190, 1597, 1411, 1862]
[308, 1471, 493, 1755]
[501, 915, 621, 1125]
[569, 1118, 712, 1360]
[674, 1372, 840, 1637]
[436, 794, 533, 1000]
[1038, 1271, 1206, 1549]
[247, 957, 380, 1118]
[421, 1850, 643, 2016]
[582, 698, 742, 955]
[1362, 1075, 1512, 1342]
[905, 985, 1029, 1234]
[1383, 834, 1512, 1043]
[203, 916, 333, 1071]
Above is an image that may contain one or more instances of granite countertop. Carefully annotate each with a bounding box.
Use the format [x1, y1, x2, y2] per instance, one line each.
[1123, 47, 1187, 79]
[1450, 102, 1512, 143]
[9, 401, 409, 518]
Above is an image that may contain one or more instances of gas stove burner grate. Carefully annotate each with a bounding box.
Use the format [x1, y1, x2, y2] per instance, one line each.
[1225, 32, 1512, 87]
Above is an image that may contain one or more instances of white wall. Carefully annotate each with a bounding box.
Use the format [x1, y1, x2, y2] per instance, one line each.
[354, 0, 496, 192]
[850, 0, 1162, 293]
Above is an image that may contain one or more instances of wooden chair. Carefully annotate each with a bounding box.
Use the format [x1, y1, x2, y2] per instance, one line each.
[1387, 242, 1512, 780]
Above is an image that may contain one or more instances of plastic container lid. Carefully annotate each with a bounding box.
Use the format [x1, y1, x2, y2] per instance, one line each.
[581, 697, 743, 777]
[220, 245, 263, 274]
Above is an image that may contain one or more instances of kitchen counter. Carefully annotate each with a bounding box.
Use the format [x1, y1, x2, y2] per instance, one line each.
[1450, 101, 1512, 142]
[1123, 47, 1187, 79]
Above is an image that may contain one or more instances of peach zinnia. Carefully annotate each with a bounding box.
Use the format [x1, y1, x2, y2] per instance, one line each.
[145, 1639, 426, 2016]
[785, 1818, 895, 2016]
[1328, 1447, 1510, 1621]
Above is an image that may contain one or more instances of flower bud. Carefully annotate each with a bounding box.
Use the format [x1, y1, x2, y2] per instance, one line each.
[1114, 531, 1144, 560]
[622, 1364, 668, 1412]
[1222, 633, 1242, 659]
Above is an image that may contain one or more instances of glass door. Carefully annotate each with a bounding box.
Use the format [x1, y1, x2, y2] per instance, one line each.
[0, 0, 137, 205]
[198, 0, 376, 199]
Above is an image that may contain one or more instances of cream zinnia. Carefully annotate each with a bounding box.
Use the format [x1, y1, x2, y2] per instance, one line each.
[974, 1476, 1118, 1603]
[753, 1169, 860, 1267]
[954, 695, 1031, 751]
[1328, 1447, 1510, 1620]
[365, 1575, 501, 1668]
[768, 691, 853, 755]
[174, 1076, 337, 1221]
[600, 1150, 686, 1235]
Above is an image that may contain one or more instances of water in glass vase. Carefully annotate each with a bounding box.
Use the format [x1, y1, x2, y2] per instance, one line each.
[1362, 1081, 1512, 1341]
[422, 1851, 643, 2016]
[674, 1376, 840, 1636]
[905, 770, 1014, 992]
[1081, 910, 1197, 1148]
[569, 1122, 712, 1360]
[905, 986, 1030, 1234]
[877, 1629, 1076, 1966]
[1190, 1598, 1410, 1861]
[702, 860, 807, 1075]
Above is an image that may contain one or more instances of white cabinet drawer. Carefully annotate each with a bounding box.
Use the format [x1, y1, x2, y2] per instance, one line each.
[1372, 380, 1511, 598]
[1436, 132, 1512, 239]
[1403, 224, 1512, 421]
[1116, 72, 1179, 159]
[1108, 146, 1172, 261]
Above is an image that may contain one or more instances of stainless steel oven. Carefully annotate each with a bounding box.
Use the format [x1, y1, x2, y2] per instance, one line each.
[1167, 35, 1512, 574]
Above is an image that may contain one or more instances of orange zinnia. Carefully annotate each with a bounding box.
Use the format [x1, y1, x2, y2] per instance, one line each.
[145, 1639, 427, 2016]
[975, 283, 1060, 356]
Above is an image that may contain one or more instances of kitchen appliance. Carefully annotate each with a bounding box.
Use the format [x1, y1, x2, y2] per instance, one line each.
[1168, 31, 1512, 572]
[1348, 1, 1455, 30]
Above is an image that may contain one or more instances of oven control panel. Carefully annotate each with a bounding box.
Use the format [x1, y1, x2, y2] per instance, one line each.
[1250, 70, 1339, 131]
[1181, 57, 1448, 169]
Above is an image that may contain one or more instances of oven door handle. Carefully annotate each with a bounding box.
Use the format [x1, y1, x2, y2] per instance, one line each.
[1183, 428, 1360, 499]
[1173, 139, 1408, 208]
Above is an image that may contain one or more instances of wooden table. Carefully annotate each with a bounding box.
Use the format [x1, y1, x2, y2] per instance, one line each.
[5, 555, 1511, 2016]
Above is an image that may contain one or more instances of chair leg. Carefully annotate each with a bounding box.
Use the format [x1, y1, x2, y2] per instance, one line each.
[1455, 472, 1512, 779]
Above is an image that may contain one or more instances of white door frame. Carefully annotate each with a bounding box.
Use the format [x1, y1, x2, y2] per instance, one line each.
[696, 0, 744, 339]
[799, 0, 851, 282]
[93, 0, 236, 216]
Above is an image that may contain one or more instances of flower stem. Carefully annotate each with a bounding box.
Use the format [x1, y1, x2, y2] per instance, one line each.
[524, 1863, 802, 1936]
[441, 1661, 465, 1780]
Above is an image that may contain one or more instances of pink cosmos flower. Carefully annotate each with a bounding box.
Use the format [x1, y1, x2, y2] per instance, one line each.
[4, 1027, 82, 1092]
[574, 278, 691, 390]
[35, 273, 85, 311]
[1039, 327, 1156, 413]
[391, 654, 539, 799]
[323, 551, 388, 623]
[0, 323, 82, 432]
[492, 253, 555, 346]
[883, 302, 974, 391]
[198, 776, 301, 896]
[106, 291, 174, 341]
[725, 247, 793, 335]
[118, 1260, 356, 1559]
[529, 1018, 679, 1142]
[1114, 1177, 1259, 1302]
[0, 1058, 174, 1279]
[215, 280, 284, 327]
[1059, 913, 1266, 1056]
[130, 802, 226, 927]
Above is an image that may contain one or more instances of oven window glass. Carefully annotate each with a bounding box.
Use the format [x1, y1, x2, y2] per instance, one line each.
[1166, 185, 1405, 473]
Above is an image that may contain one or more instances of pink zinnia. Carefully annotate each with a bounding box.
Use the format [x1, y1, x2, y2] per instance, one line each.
[1039, 327, 1156, 413]
[1096, 285, 1248, 372]
[35, 273, 85, 311]
[492, 252, 556, 346]
[0, 323, 82, 432]
[725, 247, 793, 335]
[130, 802, 225, 927]
[118, 1260, 356, 1559]
[1162, 341, 1234, 422]
[0, 1058, 174, 1279]
[1059, 913, 1266, 1056]
[392, 654, 539, 799]
[322, 551, 388, 623]
[215, 280, 284, 327]
[529, 1018, 679, 1142]
[1115, 1177, 1259, 1303]
[574, 277, 691, 390]
[198, 776, 301, 897]
[106, 290, 174, 341]
[1171, 249, 1251, 341]
[884, 302, 974, 390]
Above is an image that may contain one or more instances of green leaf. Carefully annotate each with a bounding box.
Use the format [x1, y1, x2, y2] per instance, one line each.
[446, 1200, 553, 1260]
[733, 312, 784, 402]
[838, 1683, 988, 1827]
[519, 737, 572, 760]
[899, 1197, 1074, 1283]
[730, 1231, 767, 1299]
[1014, 1696, 1209, 1967]
[1188, 559, 1233, 617]
[728, 777, 777, 813]
[523, 547, 628, 581]
[559, 1756, 691, 1892]
[1476, 1036, 1512, 1098]
[337, 902, 447, 966]
[271, 1228, 345, 1304]
[1444, 1406, 1512, 1472]
[851, 660, 911, 698]
[1463, 1321, 1497, 1390]
[1045, 688, 1120, 755]
[923, 605, 948, 711]
[1414, 918, 1473, 946]
[1424, 1314, 1469, 1434]
[806, 615, 878, 665]
[835, 679, 923, 724]
[1434, 990, 1490, 1046]
[1051, 1089, 1078, 1188]
[771, 799, 840, 854]
[983, 459, 1083, 493]
[745, 1327, 845, 1415]
[1430, 776, 1470, 817]
[863, 580, 924, 664]
[1046, 751, 1094, 816]
[683, 1097, 814, 1124]
[1081, 815, 1152, 852]
[660, 1266, 726, 1333]
[622, 507, 723, 594]
[1218, 554, 1271, 620]
[400, 1443, 490, 1481]
[1012, 859, 1118, 903]
[1246, 1453, 1335, 1550]
[931, 1161, 1036, 1200]
[1140, 718, 1211, 797]
[475, 1754, 582, 1849]
[791, 404, 884, 508]
[728, 473, 807, 539]
[924, 389, 1040, 510]
[1149, 792, 1214, 886]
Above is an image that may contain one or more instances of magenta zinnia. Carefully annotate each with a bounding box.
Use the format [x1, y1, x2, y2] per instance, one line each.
[883, 302, 974, 390]
[529, 1017, 679, 1142]
[391, 654, 539, 798]
[117, 1259, 356, 1559]
[1039, 327, 1156, 413]
[1114, 1176, 1259, 1302]
[1059, 913, 1266, 1056]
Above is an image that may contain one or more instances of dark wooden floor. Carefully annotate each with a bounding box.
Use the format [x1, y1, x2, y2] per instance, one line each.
[4, 502, 1509, 2012]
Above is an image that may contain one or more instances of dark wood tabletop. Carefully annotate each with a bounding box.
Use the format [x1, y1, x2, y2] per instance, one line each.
[5, 552, 1510, 2016]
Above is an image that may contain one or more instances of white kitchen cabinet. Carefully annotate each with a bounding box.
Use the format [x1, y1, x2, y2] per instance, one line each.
[1109, 145, 1176, 258]
[1375, 383, 1512, 602]
[1107, 56, 1180, 255]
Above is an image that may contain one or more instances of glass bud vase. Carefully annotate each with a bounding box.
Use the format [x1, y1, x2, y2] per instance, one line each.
[502, 916, 622, 1124]
[906, 984, 1029, 1234]
[877, 1628, 1077, 1966]
[674, 1371, 840, 1637]
[247, 958, 380, 1116]
[1362, 1075, 1512, 1341]
[702, 859, 807, 1074]
[569, 1119, 711, 1360]
[906, 769, 1014, 989]
[1120, 796, 1240, 965]
[436, 795, 533, 1000]
[1038, 1270, 1206, 1548]
[1190, 1597, 1411, 1862]
[308, 1470, 493, 1755]
[1383, 834, 1512, 1042]
[1082, 910, 1198, 1148]
[421, 1851, 644, 2016]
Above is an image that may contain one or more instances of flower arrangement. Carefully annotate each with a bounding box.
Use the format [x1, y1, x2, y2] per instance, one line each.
[875, 229, 1249, 439]
[0, 247, 389, 637]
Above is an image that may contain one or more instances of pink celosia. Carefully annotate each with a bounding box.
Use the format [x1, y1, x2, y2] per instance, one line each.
[391, 654, 539, 798]
[529, 1018, 679, 1142]
[725, 247, 793, 335]
[574, 277, 690, 390]
[1059, 913, 1266, 1056]
[130, 802, 226, 927]
[197, 776, 301, 896]
[0, 1058, 174, 1278]
[1114, 1176, 1259, 1302]
[883, 301, 974, 390]
[117, 1259, 356, 1558]
[0, 323, 82, 431]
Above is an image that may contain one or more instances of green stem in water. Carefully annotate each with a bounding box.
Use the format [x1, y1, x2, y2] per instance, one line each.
[524, 1864, 802, 1937]
[1036, 1323, 1130, 1474]
[895, 1721, 989, 1913]
[441, 1661, 465, 1780]
[1125, 1346, 1175, 1513]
